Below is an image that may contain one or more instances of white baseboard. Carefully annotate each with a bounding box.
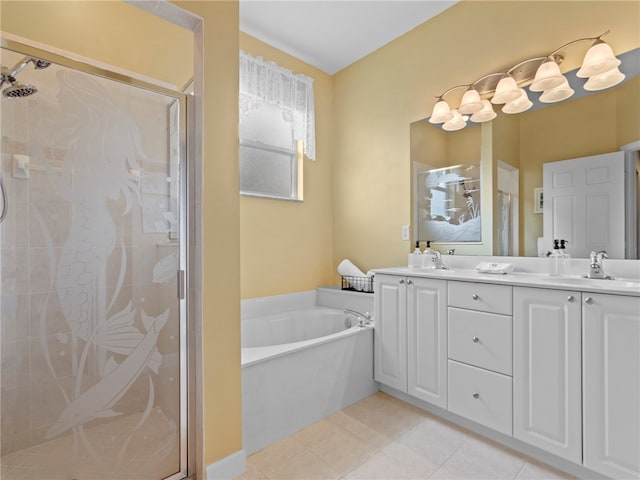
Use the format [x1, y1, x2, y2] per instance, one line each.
[206, 449, 246, 480]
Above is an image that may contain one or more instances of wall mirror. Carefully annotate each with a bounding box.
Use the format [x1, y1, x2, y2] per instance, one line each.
[411, 49, 640, 259]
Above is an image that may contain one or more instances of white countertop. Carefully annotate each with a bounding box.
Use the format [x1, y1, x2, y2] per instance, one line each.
[373, 266, 640, 297]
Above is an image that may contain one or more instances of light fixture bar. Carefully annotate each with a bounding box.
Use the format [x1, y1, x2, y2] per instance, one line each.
[429, 30, 623, 130]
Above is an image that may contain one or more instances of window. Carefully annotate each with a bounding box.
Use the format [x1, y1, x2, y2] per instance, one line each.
[239, 103, 303, 200]
[239, 51, 315, 201]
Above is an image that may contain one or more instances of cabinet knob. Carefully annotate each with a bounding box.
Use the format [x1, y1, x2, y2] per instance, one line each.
[472, 294, 479, 300]
[472, 393, 480, 399]
[567, 295, 575, 303]
[472, 336, 480, 343]
[407, 279, 413, 285]
[399, 279, 405, 284]
[585, 297, 593, 305]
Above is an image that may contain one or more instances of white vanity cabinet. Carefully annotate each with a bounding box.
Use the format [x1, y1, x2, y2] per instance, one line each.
[513, 287, 582, 463]
[374, 273, 407, 391]
[407, 276, 447, 408]
[373, 266, 640, 478]
[374, 273, 447, 407]
[582, 293, 640, 479]
[447, 281, 513, 435]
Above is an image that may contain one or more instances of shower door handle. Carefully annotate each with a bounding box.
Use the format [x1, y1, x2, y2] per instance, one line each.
[0, 175, 8, 224]
[178, 269, 186, 300]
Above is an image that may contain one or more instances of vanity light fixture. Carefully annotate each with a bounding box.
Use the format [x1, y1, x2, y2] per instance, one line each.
[502, 88, 533, 114]
[442, 109, 467, 131]
[491, 73, 522, 104]
[470, 100, 497, 122]
[429, 31, 625, 130]
[458, 87, 484, 114]
[428, 97, 454, 124]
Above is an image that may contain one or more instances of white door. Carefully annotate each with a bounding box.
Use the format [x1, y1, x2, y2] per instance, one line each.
[513, 287, 582, 463]
[583, 293, 640, 479]
[543, 151, 625, 258]
[374, 274, 407, 392]
[407, 277, 447, 407]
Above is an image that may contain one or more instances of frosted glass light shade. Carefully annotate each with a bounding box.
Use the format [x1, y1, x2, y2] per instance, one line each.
[458, 88, 484, 114]
[502, 89, 533, 114]
[539, 78, 575, 103]
[470, 100, 497, 122]
[442, 109, 466, 131]
[491, 75, 522, 104]
[577, 40, 621, 78]
[530, 59, 565, 92]
[429, 99, 454, 124]
[584, 66, 625, 91]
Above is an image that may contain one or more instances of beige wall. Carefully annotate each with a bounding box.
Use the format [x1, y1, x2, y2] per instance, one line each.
[1, 1, 193, 89]
[333, 1, 640, 271]
[238, 33, 335, 299]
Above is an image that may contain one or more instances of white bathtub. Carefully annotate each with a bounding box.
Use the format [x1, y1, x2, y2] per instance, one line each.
[241, 293, 378, 455]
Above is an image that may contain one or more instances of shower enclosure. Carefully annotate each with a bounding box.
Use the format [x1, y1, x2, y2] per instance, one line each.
[1, 40, 190, 480]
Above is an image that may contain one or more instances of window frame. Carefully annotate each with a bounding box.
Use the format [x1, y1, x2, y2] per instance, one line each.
[239, 119, 304, 202]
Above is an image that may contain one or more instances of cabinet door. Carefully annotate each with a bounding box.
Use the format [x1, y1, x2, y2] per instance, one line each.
[407, 277, 447, 407]
[583, 294, 640, 479]
[374, 274, 407, 391]
[513, 287, 582, 463]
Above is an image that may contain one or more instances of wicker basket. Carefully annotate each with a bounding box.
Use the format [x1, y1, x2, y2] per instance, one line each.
[341, 275, 374, 293]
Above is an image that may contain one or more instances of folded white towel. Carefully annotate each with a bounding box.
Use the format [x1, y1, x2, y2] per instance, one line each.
[338, 259, 366, 278]
[338, 259, 370, 291]
[475, 262, 514, 274]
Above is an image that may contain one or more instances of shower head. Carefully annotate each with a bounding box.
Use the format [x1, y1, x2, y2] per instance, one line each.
[3, 79, 38, 98]
[32, 59, 51, 70]
[0, 56, 50, 98]
[7, 56, 50, 77]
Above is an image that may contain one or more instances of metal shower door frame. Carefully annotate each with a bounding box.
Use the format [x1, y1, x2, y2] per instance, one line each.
[0, 37, 193, 480]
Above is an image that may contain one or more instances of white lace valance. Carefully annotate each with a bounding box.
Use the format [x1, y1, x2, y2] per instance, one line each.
[239, 50, 316, 160]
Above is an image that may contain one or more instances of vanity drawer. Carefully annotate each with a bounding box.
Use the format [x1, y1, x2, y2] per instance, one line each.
[448, 281, 512, 315]
[448, 308, 512, 375]
[448, 360, 512, 436]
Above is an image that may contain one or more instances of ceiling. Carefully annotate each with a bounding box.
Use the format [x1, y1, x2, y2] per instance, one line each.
[239, 1, 458, 75]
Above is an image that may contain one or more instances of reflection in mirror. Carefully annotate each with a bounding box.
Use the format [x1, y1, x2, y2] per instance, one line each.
[416, 163, 481, 244]
[411, 49, 639, 259]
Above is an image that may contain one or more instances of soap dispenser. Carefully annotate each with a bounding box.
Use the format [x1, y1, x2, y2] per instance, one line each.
[549, 239, 563, 276]
[409, 241, 422, 269]
[421, 240, 433, 268]
[560, 239, 570, 275]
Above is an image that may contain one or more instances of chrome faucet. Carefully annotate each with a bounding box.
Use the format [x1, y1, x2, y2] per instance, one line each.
[582, 250, 615, 280]
[432, 250, 449, 270]
[344, 309, 372, 327]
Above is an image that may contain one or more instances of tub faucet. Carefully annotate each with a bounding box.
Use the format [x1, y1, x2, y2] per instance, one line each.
[432, 250, 449, 270]
[344, 309, 372, 327]
[582, 250, 615, 280]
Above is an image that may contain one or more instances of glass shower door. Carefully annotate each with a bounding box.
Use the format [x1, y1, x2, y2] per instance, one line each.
[1, 44, 187, 480]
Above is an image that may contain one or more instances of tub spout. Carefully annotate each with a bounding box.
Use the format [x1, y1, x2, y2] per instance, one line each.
[344, 309, 372, 327]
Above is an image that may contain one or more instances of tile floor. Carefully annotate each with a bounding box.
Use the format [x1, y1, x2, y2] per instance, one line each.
[237, 392, 573, 480]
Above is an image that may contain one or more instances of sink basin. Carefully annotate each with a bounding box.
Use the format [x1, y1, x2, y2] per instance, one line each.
[543, 277, 640, 289]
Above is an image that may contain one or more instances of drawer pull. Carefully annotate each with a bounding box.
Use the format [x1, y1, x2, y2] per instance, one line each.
[399, 279, 405, 284]
[472, 294, 479, 300]
[472, 393, 480, 399]
[472, 336, 480, 343]
[567, 295, 575, 303]
[584, 297, 593, 305]
[407, 279, 413, 285]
